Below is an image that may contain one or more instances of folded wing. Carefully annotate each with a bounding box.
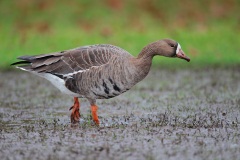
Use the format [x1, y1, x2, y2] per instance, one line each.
[12, 44, 131, 78]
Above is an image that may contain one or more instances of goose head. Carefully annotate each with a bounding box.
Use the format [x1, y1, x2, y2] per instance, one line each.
[148, 39, 190, 62]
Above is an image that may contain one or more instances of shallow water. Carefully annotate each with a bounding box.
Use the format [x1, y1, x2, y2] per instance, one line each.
[0, 68, 240, 160]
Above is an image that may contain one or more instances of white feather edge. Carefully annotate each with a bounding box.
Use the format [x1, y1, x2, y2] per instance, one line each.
[17, 66, 81, 97]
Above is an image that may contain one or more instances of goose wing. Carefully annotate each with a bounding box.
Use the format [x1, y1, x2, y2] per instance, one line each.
[12, 44, 131, 77]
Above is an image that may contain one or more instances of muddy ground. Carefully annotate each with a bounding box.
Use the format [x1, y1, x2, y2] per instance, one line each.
[0, 68, 239, 160]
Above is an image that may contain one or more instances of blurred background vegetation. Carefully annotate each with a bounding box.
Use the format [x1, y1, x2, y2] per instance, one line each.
[0, 0, 239, 69]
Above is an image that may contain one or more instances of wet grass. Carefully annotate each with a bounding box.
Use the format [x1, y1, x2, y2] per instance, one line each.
[0, 68, 240, 160]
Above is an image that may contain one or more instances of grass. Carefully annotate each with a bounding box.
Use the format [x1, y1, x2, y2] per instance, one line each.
[0, 0, 240, 69]
[2, 24, 240, 69]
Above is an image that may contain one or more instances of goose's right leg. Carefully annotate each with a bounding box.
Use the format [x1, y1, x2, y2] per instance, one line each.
[69, 97, 80, 123]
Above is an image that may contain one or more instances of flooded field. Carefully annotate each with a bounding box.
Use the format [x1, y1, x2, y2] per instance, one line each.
[0, 68, 240, 160]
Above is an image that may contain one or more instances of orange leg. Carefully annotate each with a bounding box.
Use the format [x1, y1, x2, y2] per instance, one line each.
[91, 105, 100, 125]
[69, 97, 80, 124]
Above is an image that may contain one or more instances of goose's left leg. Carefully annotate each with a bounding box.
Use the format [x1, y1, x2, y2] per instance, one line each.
[88, 99, 100, 125]
[69, 97, 80, 123]
[91, 105, 100, 125]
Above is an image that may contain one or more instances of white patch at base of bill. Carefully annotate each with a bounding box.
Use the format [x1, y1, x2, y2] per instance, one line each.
[176, 43, 181, 54]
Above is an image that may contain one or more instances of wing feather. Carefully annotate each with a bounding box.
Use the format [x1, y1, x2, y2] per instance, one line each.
[12, 44, 132, 77]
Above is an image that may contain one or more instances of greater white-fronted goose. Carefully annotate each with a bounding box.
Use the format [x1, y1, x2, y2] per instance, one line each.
[12, 39, 190, 124]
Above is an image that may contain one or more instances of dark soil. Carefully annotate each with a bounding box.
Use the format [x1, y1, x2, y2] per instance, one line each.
[0, 68, 240, 160]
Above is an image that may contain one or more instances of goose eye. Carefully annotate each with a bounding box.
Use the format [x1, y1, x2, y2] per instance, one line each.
[170, 44, 175, 48]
